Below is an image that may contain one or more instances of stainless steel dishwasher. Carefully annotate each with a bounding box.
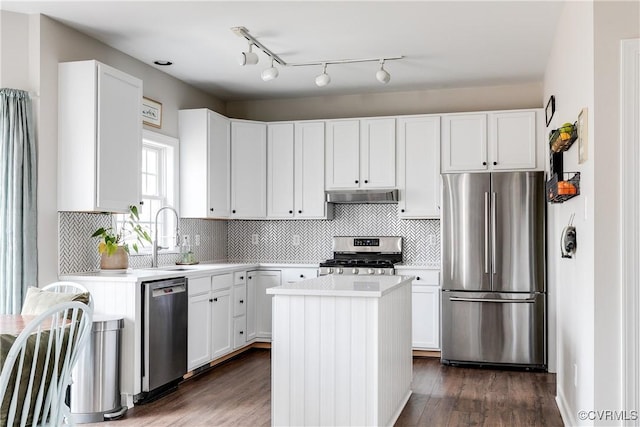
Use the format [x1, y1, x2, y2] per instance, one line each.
[141, 277, 188, 400]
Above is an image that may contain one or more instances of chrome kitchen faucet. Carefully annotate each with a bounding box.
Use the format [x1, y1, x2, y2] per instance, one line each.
[152, 206, 180, 268]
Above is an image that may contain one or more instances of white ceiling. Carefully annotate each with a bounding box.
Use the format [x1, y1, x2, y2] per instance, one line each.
[2, 1, 564, 102]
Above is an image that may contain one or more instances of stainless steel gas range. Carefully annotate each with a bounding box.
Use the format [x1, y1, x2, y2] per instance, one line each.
[318, 236, 403, 276]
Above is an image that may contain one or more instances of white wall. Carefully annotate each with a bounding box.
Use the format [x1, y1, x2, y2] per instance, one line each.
[545, 1, 640, 425]
[1, 13, 226, 285]
[226, 82, 543, 121]
[0, 11, 31, 90]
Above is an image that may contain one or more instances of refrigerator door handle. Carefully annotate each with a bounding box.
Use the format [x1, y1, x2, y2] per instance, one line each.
[491, 191, 497, 275]
[449, 297, 536, 304]
[484, 192, 490, 274]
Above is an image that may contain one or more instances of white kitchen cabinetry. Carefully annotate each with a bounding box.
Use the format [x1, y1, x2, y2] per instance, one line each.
[255, 270, 282, 340]
[325, 118, 396, 189]
[246, 271, 258, 341]
[58, 60, 142, 212]
[441, 110, 540, 173]
[179, 109, 230, 218]
[267, 122, 328, 219]
[398, 269, 440, 350]
[397, 116, 441, 219]
[231, 120, 267, 218]
[187, 273, 234, 370]
[281, 267, 318, 284]
[232, 272, 248, 349]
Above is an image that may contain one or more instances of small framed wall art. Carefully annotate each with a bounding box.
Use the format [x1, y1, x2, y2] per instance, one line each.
[578, 107, 588, 164]
[545, 95, 555, 127]
[142, 97, 162, 128]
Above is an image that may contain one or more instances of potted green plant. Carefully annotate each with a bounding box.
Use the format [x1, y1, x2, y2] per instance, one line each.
[91, 205, 152, 270]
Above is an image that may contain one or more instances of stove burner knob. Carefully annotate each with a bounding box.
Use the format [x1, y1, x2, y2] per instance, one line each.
[328, 268, 334, 274]
[336, 268, 343, 274]
[367, 268, 375, 275]
[377, 269, 386, 275]
[352, 268, 359, 274]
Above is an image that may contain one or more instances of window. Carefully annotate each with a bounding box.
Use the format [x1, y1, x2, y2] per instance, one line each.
[116, 130, 179, 254]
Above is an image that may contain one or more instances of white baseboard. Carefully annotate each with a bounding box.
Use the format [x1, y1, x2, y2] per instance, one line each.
[556, 390, 579, 426]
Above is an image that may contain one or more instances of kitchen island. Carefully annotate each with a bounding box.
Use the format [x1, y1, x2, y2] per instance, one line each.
[267, 274, 414, 426]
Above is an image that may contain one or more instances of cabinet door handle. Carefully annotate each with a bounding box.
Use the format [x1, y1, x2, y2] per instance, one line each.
[289, 210, 293, 214]
[298, 210, 302, 214]
[239, 299, 244, 304]
[240, 276, 244, 280]
[300, 274, 304, 278]
[482, 161, 487, 166]
[139, 201, 144, 205]
[248, 276, 252, 279]
[364, 179, 368, 184]
[232, 210, 236, 214]
[213, 297, 218, 302]
[209, 298, 213, 302]
[240, 331, 244, 335]
[416, 276, 421, 281]
[210, 208, 214, 212]
[355, 179, 359, 184]
[401, 209, 405, 213]
[493, 161, 497, 166]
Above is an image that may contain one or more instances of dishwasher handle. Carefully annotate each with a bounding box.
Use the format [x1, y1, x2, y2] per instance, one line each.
[151, 284, 186, 298]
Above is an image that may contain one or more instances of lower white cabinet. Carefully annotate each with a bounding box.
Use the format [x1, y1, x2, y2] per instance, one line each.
[187, 272, 234, 370]
[246, 272, 257, 341]
[397, 269, 441, 350]
[254, 270, 282, 340]
[232, 275, 248, 350]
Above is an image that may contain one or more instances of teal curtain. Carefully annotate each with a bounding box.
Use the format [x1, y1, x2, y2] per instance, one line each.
[0, 89, 37, 314]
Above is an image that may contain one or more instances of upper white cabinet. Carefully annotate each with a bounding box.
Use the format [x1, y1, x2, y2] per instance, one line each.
[58, 60, 142, 212]
[231, 120, 267, 218]
[267, 123, 295, 218]
[397, 116, 441, 219]
[441, 110, 540, 173]
[488, 111, 538, 170]
[441, 114, 487, 172]
[325, 118, 396, 189]
[179, 109, 230, 218]
[267, 121, 328, 219]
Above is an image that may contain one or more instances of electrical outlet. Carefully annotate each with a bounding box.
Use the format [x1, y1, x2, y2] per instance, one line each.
[194, 235, 200, 246]
[183, 235, 191, 246]
[292, 235, 301, 246]
[251, 234, 259, 245]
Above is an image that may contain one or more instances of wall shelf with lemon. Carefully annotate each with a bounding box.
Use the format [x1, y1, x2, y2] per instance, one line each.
[547, 122, 581, 204]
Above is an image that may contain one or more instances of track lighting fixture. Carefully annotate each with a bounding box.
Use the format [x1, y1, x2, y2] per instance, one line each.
[238, 43, 259, 66]
[231, 26, 403, 87]
[315, 63, 331, 87]
[261, 58, 279, 81]
[376, 60, 391, 84]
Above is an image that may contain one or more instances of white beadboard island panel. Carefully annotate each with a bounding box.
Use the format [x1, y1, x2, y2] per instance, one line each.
[268, 275, 413, 426]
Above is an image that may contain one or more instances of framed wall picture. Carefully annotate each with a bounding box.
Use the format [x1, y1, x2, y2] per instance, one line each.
[142, 97, 162, 128]
[545, 95, 555, 127]
[578, 107, 588, 164]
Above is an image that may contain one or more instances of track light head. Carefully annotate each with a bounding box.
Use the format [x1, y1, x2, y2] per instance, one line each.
[261, 58, 279, 81]
[239, 44, 259, 66]
[376, 60, 390, 84]
[315, 63, 331, 87]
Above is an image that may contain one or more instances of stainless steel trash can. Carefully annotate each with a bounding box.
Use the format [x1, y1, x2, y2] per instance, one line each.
[70, 314, 127, 423]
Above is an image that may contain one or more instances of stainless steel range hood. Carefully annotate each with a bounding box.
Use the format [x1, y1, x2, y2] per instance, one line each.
[325, 189, 398, 204]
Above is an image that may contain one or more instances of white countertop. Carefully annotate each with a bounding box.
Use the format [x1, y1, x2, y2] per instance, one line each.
[267, 274, 415, 298]
[59, 261, 320, 283]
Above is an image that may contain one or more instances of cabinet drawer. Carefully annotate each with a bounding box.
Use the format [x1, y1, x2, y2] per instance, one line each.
[281, 268, 318, 284]
[234, 271, 247, 285]
[212, 273, 233, 291]
[234, 284, 247, 317]
[397, 269, 439, 285]
[188, 276, 211, 296]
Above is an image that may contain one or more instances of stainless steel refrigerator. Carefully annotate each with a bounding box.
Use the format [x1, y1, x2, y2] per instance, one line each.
[441, 171, 546, 369]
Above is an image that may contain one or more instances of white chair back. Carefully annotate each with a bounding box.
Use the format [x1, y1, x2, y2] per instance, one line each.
[42, 281, 93, 309]
[0, 301, 93, 427]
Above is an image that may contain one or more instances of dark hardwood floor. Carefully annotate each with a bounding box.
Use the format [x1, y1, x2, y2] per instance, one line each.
[89, 348, 562, 426]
